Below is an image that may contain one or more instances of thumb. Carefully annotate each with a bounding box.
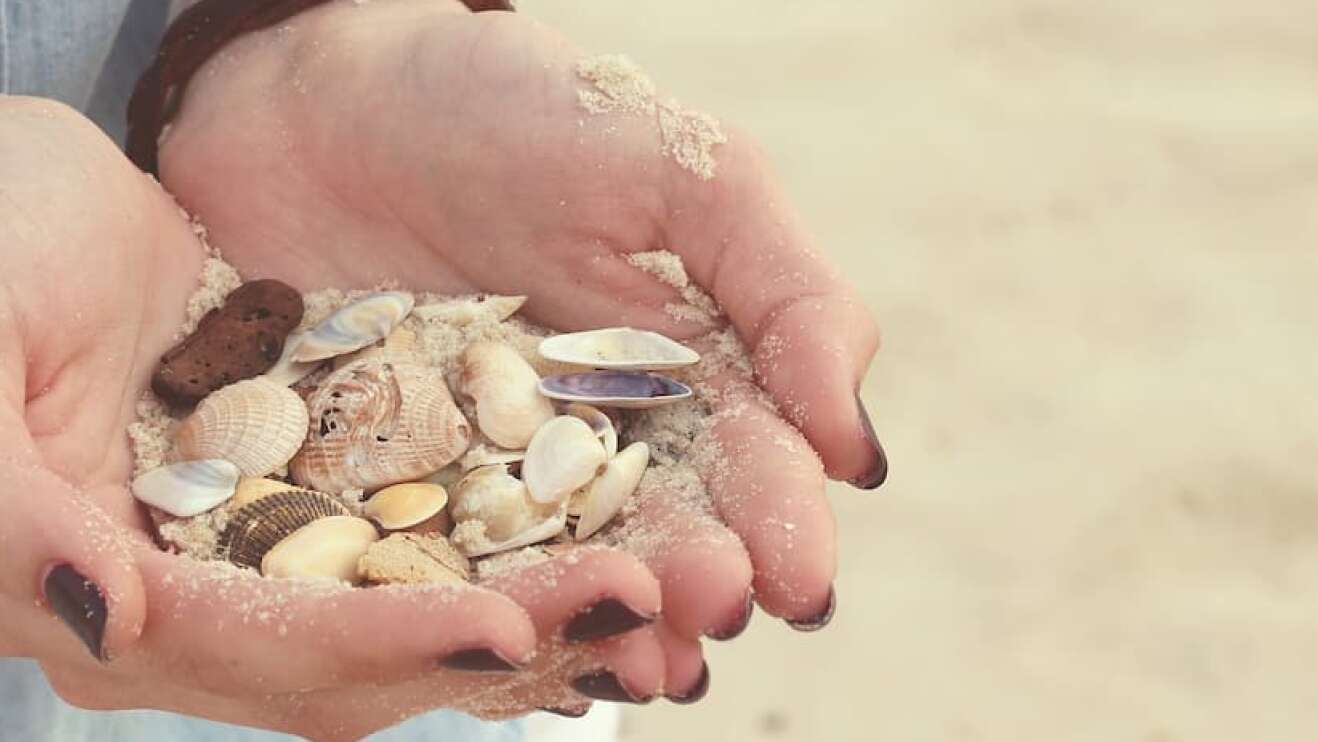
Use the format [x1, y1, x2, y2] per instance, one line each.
[0, 452, 147, 664]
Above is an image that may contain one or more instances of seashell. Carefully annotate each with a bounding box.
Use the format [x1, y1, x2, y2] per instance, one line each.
[259, 331, 323, 387]
[539, 371, 693, 409]
[460, 442, 527, 472]
[562, 402, 618, 459]
[220, 489, 351, 569]
[449, 464, 561, 546]
[451, 502, 568, 558]
[575, 442, 649, 540]
[331, 326, 417, 371]
[460, 342, 555, 449]
[364, 482, 449, 531]
[131, 459, 240, 517]
[413, 295, 527, 326]
[261, 515, 379, 583]
[290, 360, 472, 492]
[538, 327, 699, 371]
[292, 292, 415, 363]
[358, 533, 470, 585]
[174, 378, 308, 477]
[231, 477, 304, 510]
[521, 416, 608, 505]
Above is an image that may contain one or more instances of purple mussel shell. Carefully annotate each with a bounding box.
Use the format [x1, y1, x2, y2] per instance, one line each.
[538, 371, 693, 409]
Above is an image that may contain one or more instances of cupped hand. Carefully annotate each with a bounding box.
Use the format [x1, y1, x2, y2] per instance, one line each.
[157, 0, 886, 722]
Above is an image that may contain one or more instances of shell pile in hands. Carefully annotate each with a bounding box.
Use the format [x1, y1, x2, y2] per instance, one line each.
[133, 280, 699, 586]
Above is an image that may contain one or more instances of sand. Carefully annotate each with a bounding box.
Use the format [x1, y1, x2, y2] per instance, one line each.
[527, 1, 1318, 740]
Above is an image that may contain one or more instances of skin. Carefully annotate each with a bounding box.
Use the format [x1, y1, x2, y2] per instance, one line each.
[0, 1, 880, 739]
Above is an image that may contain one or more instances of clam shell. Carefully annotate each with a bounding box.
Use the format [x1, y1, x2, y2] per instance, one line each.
[290, 360, 473, 492]
[453, 504, 568, 558]
[259, 331, 322, 387]
[131, 459, 240, 517]
[364, 482, 449, 530]
[292, 292, 415, 363]
[231, 477, 304, 510]
[261, 515, 379, 583]
[539, 371, 693, 409]
[413, 295, 527, 326]
[562, 403, 618, 458]
[538, 327, 699, 371]
[522, 416, 608, 505]
[575, 442, 649, 540]
[220, 490, 351, 569]
[449, 464, 560, 544]
[174, 378, 308, 477]
[461, 341, 555, 449]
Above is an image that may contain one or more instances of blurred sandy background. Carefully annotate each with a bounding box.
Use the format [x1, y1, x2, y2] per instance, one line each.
[524, 1, 1318, 740]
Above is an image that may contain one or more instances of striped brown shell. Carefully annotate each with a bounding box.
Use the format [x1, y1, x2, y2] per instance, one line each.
[220, 490, 351, 569]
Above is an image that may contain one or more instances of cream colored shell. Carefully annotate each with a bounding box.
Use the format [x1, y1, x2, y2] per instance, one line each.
[575, 441, 649, 540]
[261, 515, 379, 583]
[448, 464, 563, 557]
[364, 482, 449, 530]
[174, 378, 308, 478]
[460, 341, 555, 449]
[290, 360, 472, 492]
[521, 416, 608, 504]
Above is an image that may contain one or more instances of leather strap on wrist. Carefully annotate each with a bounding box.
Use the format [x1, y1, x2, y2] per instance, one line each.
[126, 0, 514, 176]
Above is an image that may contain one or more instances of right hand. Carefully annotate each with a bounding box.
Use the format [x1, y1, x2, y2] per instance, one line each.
[0, 97, 674, 740]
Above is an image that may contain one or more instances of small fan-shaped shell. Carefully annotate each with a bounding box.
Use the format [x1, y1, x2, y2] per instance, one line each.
[220, 490, 350, 569]
[364, 483, 449, 530]
[461, 342, 555, 449]
[290, 360, 473, 493]
[562, 403, 618, 458]
[231, 477, 304, 510]
[131, 459, 239, 517]
[538, 327, 699, 371]
[261, 516, 379, 583]
[575, 442, 649, 540]
[522, 416, 608, 505]
[293, 292, 415, 363]
[174, 378, 308, 477]
[413, 295, 527, 326]
[539, 371, 692, 409]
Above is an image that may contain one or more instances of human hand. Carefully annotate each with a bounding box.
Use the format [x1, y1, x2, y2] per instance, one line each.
[157, 0, 885, 721]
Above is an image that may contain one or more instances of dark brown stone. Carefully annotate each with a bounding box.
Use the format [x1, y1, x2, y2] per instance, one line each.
[152, 279, 304, 406]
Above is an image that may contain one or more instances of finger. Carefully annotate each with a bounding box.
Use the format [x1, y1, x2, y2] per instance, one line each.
[654, 621, 709, 704]
[131, 548, 536, 694]
[664, 133, 886, 486]
[697, 378, 837, 623]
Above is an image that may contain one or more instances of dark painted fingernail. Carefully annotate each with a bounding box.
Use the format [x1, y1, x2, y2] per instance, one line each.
[439, 648, 524, 672]
[785, 587, 836, 632]
[538, 706, 590, 718]
[666, 662, 710, 705]
[43, 564, 109, 662]
[564, 598, 655, 643]
[571, 670, 653, 704]
[849, 394, 888, 490]
[707, 592, 754, 641]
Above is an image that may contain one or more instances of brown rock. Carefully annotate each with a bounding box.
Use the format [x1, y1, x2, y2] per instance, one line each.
[152, 279, 303, 406]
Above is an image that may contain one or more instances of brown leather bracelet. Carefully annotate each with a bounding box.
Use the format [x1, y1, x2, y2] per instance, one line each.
[126, 0, 514, 176]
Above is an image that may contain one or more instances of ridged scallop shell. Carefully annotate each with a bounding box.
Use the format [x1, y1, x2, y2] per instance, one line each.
[292, 292, 415, 363]
[231, 477, 305, 510]
[174, 378, 308, 477]
[220, 489, 351, 569]
[522, 416, 608, 504]
[413, 295, 527, 326]
[538, 327, 699, 371]
[261, 516, 379, 583]
[289, 359, 472, 492]
[131, 459, 240, 517]
[575, 442, 649, 540]
[539, 371, 692, 409]
[461, 341, 555, 449]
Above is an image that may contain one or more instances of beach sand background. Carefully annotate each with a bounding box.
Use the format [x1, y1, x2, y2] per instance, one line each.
[524, 2, 1318, 740]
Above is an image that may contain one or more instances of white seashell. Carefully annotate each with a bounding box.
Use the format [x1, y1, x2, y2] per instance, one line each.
[364, 482, 449, 531]
[131, 459, 240, 517]
[448, 464, 561, 548]
[292, 292, 415, 363]
[413, 295, 527, 326]
[454, 504, 568, 558]
[259, 331, 322, 387]
[290, 360, 472, 493]
[521, 416, 608, 505]
[261, 515, 379, 583]
[575, 442, 649, 540]
[174, 378, 308, 477]
[460, 342, 555, 449]
[231, 477, 303, 510]
[562, 403, 618, 458]
[460, 442, 527, 472]
[538, 327, 699, 371]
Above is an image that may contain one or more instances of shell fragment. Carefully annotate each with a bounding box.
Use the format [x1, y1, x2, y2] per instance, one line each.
[413, 295, 527, 326]
[131, 459, 240, 517]
[292, 292, 415, 363]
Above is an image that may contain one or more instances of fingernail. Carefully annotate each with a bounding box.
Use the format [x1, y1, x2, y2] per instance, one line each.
[785, 587, 836, 632]
[706, 592, 754, 641]
[538, 706, 590, 718]
[571, 670, 653, 704]
[43, 564, 108, 662]
[666, 662, 710, 705]
[438, 648, 524, 672]
[849, 394, 888, 490]
[564, 598, 655, 643]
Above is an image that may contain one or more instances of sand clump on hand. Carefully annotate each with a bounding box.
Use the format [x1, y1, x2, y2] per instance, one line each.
[575, 53, 728, 180]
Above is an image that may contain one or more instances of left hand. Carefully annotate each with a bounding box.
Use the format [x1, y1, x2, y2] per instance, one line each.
[158, 0, 885, 721]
